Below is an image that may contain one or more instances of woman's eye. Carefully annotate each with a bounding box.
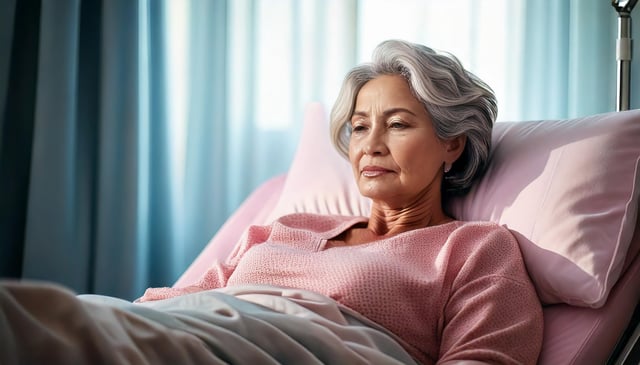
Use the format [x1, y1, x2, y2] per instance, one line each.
[350, 122, 367, 132]
[352, 125, 366, 132]
[390, 121, 406, 129]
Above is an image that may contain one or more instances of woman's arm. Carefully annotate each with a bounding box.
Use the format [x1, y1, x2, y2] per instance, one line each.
[438, 225, 543, 364]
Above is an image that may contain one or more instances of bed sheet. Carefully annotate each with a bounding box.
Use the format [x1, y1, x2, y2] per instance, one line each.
[0, 280, 417, 365]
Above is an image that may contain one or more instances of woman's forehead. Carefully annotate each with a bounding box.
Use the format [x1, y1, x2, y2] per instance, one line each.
[354, 75, 421, 111]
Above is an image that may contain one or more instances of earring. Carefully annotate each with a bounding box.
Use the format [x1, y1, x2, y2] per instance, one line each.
[444, 163, 452, 173]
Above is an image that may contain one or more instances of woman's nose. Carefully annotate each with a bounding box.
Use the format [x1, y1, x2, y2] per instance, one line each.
[363, 128, 388, 155]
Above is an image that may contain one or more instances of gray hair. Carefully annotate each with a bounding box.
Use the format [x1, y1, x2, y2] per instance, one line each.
[329, 39, 497, 200]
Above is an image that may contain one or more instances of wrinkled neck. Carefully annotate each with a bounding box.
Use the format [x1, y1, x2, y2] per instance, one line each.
[366, 193, 451, 237]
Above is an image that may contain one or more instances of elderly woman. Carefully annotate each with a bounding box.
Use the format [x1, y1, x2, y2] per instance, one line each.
[139, 40, 543, 364]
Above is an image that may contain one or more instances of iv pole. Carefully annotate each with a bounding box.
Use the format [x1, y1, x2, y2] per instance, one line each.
[612, 0, 638, 111]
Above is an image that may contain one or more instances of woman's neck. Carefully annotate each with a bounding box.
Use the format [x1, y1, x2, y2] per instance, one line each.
[366, 203, 452, 237]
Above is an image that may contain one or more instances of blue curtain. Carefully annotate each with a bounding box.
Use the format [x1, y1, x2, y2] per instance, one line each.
[520, 0, 620, 119]
[1, 0, 638, 301]
[0, 0, 177, 300]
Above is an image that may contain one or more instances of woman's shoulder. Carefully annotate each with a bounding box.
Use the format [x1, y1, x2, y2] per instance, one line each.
[449, 220, 517, 245]
[444, 220, 524, 264]
[447, 220, 532, 283]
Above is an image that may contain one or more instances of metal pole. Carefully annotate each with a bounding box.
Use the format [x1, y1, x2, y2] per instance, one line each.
[612, 0, 637, 111]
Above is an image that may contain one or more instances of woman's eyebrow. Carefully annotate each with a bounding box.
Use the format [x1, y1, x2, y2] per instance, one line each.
[382, 107, 417, 117]
[351, 107, 417, 118]
[352, 111, 368, 118]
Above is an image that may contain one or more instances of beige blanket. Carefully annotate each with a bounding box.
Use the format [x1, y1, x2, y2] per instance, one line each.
[0, 281, 417, 365]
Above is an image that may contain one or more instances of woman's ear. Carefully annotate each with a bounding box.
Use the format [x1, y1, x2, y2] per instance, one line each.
[444, 135, 467, 164]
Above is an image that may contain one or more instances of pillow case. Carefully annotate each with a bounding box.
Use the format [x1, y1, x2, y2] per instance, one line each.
[268, 104, 640, 307]
[449, 111, 640, 307]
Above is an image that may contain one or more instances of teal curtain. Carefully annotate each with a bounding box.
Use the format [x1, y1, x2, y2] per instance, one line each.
[1, 0, 638, 301]
[180, 0, 232, 274]
[520, 0, 622, 119]
[0, 0, 178, 300]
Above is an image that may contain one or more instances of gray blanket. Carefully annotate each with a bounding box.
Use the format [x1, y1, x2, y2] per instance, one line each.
[0, 281, 418, 365]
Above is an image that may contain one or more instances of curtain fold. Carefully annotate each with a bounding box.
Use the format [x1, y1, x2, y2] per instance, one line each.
[0, 0, 638, 301]
[137, 0, 175, 293]
[181, 0, 230, 273]
[91, 0, 148, 298]
[521, 1, 571, 119]
[0, 0, 41, 279]
[23, 0, 89, 289]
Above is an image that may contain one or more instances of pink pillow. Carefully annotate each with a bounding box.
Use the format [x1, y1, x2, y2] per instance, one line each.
[449, 111, 640, 307]
[269, 104, 640, 307]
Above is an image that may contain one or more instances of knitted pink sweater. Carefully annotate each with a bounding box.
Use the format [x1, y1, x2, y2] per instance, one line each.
[140, 214, 543, 364]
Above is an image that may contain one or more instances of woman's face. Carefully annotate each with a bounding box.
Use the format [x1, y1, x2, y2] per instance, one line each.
[348, 74, 460, 209]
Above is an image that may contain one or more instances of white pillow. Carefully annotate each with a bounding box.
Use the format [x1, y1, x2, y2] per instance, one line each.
[268, 104, 640, 308]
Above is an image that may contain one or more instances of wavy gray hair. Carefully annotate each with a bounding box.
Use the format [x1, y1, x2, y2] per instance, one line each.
[329, 39, 497, 200]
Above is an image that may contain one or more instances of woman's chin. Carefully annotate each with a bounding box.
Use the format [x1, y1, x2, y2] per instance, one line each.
[359, 188, 398, 204]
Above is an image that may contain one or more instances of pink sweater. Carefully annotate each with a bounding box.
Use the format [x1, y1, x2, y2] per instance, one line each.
[140, 214, 543, 364]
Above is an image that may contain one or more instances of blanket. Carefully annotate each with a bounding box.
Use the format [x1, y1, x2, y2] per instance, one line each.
[0, 281, 418, 365]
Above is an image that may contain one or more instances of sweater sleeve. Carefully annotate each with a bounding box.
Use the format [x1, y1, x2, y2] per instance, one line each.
[136, 224, 273, 303]
[437, 225, 543, 365]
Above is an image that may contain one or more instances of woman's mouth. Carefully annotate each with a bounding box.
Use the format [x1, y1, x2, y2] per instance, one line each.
[361, 166, 393, 177]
